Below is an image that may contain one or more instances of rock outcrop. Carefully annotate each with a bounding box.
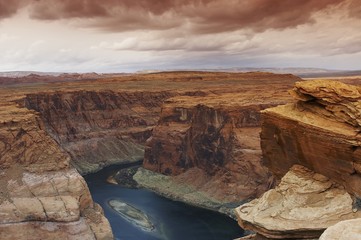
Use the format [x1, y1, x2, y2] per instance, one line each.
[261, 80, 361, 197]
[237, 80, 361, 239]
[0, 101, 113, 239]
[235, 165, 361, 239]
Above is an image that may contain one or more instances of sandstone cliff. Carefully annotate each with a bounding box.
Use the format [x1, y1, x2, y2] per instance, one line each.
[0, 100, 113, 239]
[142, 95, 275, 203]
[236, 80, 361, 239]
[261, 80, 361, 197]
[23, 90, 173, 174]
[12, 71, 300, 177]
[137, 75, 299, 212]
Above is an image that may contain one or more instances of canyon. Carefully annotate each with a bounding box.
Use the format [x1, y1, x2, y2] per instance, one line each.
[2, 71, 361, 239]
[0, 71, 300, 239]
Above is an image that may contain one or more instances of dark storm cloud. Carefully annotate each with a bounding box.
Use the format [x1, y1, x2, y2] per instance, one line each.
[0, 0, 23, 18]
[25, 0, 347, 33]
[187, 0, 346, 33]
[0, 0, 354, 34]
[348, 0, 361, 18]
[28, 0, 203, 19]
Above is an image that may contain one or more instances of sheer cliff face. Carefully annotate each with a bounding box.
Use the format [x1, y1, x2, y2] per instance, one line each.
[145, 103, 265, 174]
[24, 90, 173, 174]
[236, 80, 361, 239]
[143, 89, 295, 202]
[0, 102, 113, 240]
[261, 80, 361, 197]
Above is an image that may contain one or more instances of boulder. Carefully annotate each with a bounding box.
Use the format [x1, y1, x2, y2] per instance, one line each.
[236, 165, 361, 239]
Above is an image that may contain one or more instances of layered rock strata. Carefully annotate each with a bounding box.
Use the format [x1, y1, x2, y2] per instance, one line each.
[142, 95, 275, 203]
[7, 71, 300, 176]
[235, 165, 361, 239]
[0, 102, 113, 239]
[139, 75, 298, 213]
[261, 80, 361, 197]
[237, 80, 361, 239]
[0, 71, 301, 238]
[23, 91, 173, 174]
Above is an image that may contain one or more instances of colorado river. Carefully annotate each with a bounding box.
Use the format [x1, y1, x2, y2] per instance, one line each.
[84, 164, 245, 240]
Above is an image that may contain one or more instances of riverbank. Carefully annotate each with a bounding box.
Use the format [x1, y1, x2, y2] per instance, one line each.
[134, 167, 248, 219]
[85, 164, 245, 240]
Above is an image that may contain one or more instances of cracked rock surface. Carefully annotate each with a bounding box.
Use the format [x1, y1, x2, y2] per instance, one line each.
[235, 165, 361, 239]
[0, 101, 113, 239]
[261, 80, 361, 197]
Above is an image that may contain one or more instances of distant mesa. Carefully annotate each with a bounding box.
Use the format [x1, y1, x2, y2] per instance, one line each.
[0, 71, 127, 86]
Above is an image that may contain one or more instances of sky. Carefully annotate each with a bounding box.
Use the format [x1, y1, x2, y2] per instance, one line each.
[0, 0, 360, 73]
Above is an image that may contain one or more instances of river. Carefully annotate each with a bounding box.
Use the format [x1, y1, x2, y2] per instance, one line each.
[84, 164, 245, 240]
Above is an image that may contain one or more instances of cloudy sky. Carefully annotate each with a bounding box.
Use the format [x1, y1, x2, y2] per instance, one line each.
[0, 0, 360, 72]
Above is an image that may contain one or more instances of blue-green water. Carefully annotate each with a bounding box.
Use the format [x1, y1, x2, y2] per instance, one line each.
[84, 165, 245, 240]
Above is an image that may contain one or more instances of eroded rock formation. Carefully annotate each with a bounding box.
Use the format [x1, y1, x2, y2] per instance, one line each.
[235, 165, 361, 239]
[261, 80, 361, 197]
[0, 102, 113, 239]
[142, 95, 275, 203]
[0, 71, 301, 238]
[237, 80, 361, 239]
[138, 75, 299, 212]
[23, 91, 173, 174]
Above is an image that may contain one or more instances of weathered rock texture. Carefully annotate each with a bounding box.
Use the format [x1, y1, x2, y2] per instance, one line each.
[237, 80, 361, 239]
[0, 101, 113, 239]
[0, 71, 301, 238]
[319, 218, 361, 240]
[261, 80, 361, 197]
[142, 96, 274, 204]
[6, 71, 300, 176]
[236, 165, 361, 239]
[23, 91, 173, 174]
[141, 75, 299, 208]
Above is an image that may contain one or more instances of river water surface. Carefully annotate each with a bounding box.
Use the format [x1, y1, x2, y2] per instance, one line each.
[84, 165, 245, 240]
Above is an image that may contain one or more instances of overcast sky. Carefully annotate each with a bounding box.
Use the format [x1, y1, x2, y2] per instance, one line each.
[0, 0, 360, 73]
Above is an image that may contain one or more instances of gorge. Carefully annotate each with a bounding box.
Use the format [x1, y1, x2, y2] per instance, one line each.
[1, 71, 361, 239]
